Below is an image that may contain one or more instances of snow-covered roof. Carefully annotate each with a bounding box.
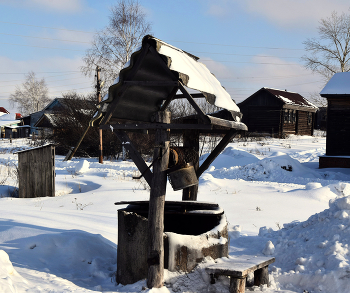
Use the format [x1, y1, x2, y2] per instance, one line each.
[320, 72, 350, 96]
[264, 88, 317, 109]
[92, 35, 244, 126]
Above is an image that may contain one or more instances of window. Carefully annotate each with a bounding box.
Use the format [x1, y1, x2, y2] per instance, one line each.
[307, 112, 312, 125]
[283, 109, 296, 124]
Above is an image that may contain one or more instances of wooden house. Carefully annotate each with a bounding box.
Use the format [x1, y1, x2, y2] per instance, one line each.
[319, 72, 350, 168]
[238, 88, 318, 137]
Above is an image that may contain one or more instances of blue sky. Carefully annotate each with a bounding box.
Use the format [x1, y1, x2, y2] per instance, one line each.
[0, 0, 349, 112]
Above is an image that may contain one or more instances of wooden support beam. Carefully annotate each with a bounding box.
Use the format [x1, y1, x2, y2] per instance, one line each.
[147, 111, 171, 289]
[197, 129, 237, 178]
[112, 130, 153, 186]
[229, 276, 246, 293]
[178, 82, 210, 124]
[123, 81, 179, 87]
[173, 93, 206, 100]
[182, 119, 199, 201]
[254, 266, 269, 286]
[160, 86, 179, 112]
[100, 123, 212, 131]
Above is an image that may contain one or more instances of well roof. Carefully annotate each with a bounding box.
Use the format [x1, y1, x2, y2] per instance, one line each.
[91, 35, 243, 126]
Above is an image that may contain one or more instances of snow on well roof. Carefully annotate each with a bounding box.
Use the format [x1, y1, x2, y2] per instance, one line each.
[92, 35, 242, 125]
[264, 88, 318, 109]
[320, 72, 350, 96]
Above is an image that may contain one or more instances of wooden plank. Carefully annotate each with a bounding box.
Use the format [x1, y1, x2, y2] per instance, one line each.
[147, 111, 171, 288]
[197, 129, 237, 178]
[114, 200, 219, 208]
[123, 81, 179, 86]
[207, 116, 248, 131]
[205, 256, 275, 278]
[100, 123, 212, 130]
[112, 130, 153, 186]
[172, 93, 206, 100]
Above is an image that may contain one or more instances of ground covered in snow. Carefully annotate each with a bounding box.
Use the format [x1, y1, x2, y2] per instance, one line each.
[1, 134, 350, 292]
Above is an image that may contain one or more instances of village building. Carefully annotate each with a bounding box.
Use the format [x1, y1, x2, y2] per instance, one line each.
[319, 72, 350, 168]
[238, 87, 318, 137]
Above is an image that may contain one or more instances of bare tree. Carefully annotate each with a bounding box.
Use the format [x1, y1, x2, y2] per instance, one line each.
[303, 11, 350, 81]
[81, 0, 152, 89]
[9, 71, 51, 116]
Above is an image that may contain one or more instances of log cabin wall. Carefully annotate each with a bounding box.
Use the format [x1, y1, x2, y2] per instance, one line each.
[296, 111, 314, 136]
[326, 98, 350, 156]
[239, 91, 283, 137]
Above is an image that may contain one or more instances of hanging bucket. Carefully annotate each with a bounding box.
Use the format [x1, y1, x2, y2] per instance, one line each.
[167, 162, 198, 191]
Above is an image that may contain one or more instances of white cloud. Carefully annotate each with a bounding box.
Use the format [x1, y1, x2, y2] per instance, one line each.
[204, 0, 350, 28]
[0, 0, 85, 13]
[241, 0, 350, 28]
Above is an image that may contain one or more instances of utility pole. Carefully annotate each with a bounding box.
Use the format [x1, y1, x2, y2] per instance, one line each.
[96, 66, 103, 164]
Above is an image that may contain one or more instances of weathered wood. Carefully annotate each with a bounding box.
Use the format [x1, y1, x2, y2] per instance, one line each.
[178, 82, 210, 124]
[207, 115, 248, 131]
[229, 276, 246, 293]
[112, 130, 153, 186]
[114, 200, 219, 209]
[160, 86, 179, 112]
[100, 44, 151, 126]
[254, 265, 269, 286]
[147, 111, 171, 288]
[17, 145, 55, 198]
[182, 119, 199, 201]
[173, 93, 206, 100]
[123, 81, 179, 86]
[100, 123, 212, 130]
[206, 256, 274, 293]
[197, 129, 237, 178]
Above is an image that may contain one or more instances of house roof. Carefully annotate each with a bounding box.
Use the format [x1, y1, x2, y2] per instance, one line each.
[34, 113, 60, 128]
[0, 107, 9, 116]
[320, 72, 350, 96]
[264, 88, 317, 109]
[91, 35, 244, 127]
[240, 87, 318, 112]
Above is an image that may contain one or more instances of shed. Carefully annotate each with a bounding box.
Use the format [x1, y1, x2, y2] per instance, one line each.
[319, 72, 350, 168]
[238, 88, 318, 137]
[16, 144, 55, 198]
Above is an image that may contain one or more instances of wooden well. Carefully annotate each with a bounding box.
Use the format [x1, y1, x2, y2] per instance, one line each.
[116, 201, 228, 285]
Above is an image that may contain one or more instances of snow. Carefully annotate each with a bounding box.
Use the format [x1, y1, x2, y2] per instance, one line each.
[1, 133, 350, 292]
[320, 72, 350, 95]
[157, 42, 240, 114]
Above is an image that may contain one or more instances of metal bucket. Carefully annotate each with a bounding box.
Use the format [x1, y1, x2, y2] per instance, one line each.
[167, 162, 198, 191]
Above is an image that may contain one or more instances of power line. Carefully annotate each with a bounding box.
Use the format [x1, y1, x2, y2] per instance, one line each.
[0, 71, 81, 75]
[0, 42, 85, 52]
[164, 39, 304, 51]
[0, 32, 92, 44]
[0, 21, 305, 51]
[0, 20, 95, 34]
[192, 51, 301, 59]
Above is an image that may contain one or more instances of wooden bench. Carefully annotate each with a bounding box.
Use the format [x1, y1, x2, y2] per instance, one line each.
[205, 255, 275, 293]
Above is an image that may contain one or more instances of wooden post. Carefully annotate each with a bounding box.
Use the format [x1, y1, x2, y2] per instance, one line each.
[254, 266, 269, 286]
[229, 277, 246, 293]
[147, 111, 170, 288]
[96, 66, 103, 164]
[182, 119, 199, 201]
